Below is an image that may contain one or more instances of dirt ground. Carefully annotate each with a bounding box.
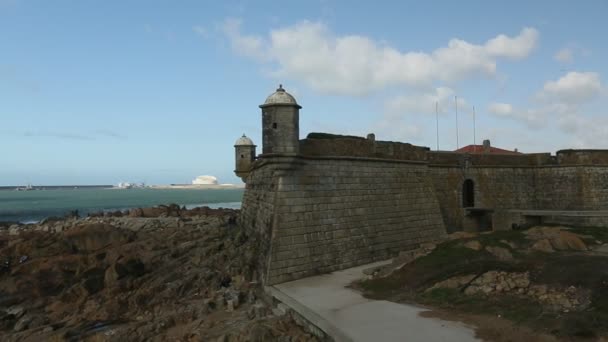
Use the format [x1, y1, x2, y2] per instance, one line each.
[0, 206, 319, 342]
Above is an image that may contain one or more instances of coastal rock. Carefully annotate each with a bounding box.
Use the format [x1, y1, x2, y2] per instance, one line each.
[64, 223, 135, 252]
[0, 207, 314, 341]
[9, 225, 20, 236]
[13, 315, 32, 332]
[128, 208, 144, 217]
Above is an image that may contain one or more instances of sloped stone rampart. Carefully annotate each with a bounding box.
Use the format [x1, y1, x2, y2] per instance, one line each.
[240, 156, 447, 285]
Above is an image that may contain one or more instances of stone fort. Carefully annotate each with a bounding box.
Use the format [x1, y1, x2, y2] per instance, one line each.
[234, 85, 608, 285]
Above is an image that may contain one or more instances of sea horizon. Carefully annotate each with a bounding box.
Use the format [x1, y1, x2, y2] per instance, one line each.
[0, 188, 244, 224]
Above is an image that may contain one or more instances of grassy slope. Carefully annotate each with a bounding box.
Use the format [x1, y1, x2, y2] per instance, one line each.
[358, 227, 608, 339]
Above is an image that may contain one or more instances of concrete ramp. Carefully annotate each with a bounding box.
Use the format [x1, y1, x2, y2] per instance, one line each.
[268, 261, 479, 342]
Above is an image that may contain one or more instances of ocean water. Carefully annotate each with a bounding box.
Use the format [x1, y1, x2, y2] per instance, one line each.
[0, 188, 244, 223]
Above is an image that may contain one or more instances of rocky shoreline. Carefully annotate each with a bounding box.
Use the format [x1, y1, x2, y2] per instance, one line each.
[0, 205, 319, 341]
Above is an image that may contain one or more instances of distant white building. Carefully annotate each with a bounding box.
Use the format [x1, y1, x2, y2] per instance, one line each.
[117, 182, 133, 189]
[192, 175, 219, 185]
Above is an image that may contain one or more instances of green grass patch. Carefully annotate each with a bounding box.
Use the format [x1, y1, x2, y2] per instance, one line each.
[567, 226, 608, 243]
[358, 228, 608, 339]
[421, 288, 544, 323]
[360, 239, 523, 299]
[473, 229, 529, 248]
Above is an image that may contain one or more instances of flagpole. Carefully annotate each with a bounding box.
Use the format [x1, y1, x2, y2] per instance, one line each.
[455, 96, 459, 149]
[435, 101, 439, 151]
[473, 105, 477, 152]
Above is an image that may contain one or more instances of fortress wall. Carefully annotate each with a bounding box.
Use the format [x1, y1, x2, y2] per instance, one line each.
[557, 150, 608, 165]
[299, 134, 429, 161]
[535, 167, 587, 210]
[427, 151, 553, 167]
[582, 167, 608, 209]
[241, 156, 447, 285]
[535, 166, 608, 210]
[238, 161, 281, 279]
[428, 166, 537, 231]
[429, 164, 608, 230]
[427, 167, 467, 232]
[531, 166, 608, 227]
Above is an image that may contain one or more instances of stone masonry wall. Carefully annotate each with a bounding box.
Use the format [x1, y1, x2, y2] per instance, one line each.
[240, 156, 447, 285]
[429, 164, 608, 231]
[239, 147, 608, 285]
[429, 166, 538, 231]
[238, 160, 281, 280]
[300, 133, 430, 161]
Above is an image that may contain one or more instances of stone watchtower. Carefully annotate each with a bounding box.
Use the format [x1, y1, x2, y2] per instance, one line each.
[234, 134, 256, 182]
[259, 85, 301, 155]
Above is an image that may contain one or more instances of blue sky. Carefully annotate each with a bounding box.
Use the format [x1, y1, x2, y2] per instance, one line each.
[1, 0, 607, 185]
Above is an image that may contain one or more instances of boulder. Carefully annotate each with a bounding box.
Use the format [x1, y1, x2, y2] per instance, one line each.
[594, 244, 608, 253]
[141, 207, 167, 217]
[524, 226, 563, 240]
[13, 315, 32, 332]
[128, 208, 144, 217]
[9, 225, 20, 236]
[105, 258, 146, 287]
[485, 246, 514, 261]
[531, 239, 554, 253]
[245, 323, 274, 342]
[525, 226, 587, 251]
[427, 274, 476, 292]
[6, 306, 25, 319]
[64, 223, 135, 252]
[554, 231, 587, 251]
[463, 240, 482, 251]
[499, 239, 517, 249]
[82, 268, 106, 295]
[448, 231, 477, 240]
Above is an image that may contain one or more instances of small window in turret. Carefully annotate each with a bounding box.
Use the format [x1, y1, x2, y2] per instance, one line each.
[241, 154, 244, 158]
[272, 123, 277, 129]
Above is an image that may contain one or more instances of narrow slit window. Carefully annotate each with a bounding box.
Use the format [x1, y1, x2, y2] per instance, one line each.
[272, 123, 277, 129]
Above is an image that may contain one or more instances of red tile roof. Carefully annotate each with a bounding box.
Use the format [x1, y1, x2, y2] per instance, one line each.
[455, 145, 522, 155]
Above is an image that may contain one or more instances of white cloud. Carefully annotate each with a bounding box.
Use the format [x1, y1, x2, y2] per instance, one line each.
[386, 87, 467, 116]
[489, 71, 605, 130]
[487, 102, 514, 116]
[537, 72, 603, 103]
[221, 19, 539, 95]
[484, 27, 539, 59]
[488, 103, 556, 128]
[554, 48, 573, 63]
[220, 18, 267, 61]
[557, 115, 608, 147]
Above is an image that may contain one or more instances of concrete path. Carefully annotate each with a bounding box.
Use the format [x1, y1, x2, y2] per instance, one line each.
[268, 261, 480, 342]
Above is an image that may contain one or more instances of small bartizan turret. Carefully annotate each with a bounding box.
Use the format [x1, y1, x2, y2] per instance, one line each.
[259, 85, 301, 155]
[234, 134, 256, 182]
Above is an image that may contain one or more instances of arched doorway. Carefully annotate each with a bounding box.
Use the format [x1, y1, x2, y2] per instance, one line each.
[462, 179, 475, 207]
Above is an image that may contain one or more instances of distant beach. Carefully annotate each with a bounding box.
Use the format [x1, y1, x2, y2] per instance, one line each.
[0, 188, 244, 223]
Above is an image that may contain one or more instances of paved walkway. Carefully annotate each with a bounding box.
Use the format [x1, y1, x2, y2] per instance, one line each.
[268, 261, 480, 342]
